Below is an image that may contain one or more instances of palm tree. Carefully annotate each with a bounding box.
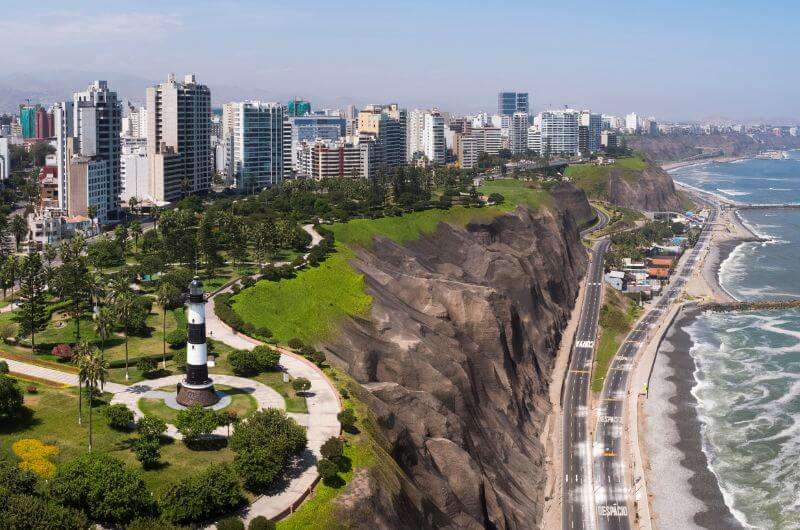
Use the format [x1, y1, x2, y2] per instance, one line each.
[156, 283, 181, 370]
[94, 306, 114, 355]
[73, 344, 89, 426]
[78, 343, 107, 452]
[130, 220, 142, 252]
[114, 292, 135, 381]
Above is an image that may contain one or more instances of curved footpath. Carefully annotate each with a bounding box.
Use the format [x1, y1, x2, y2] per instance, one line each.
[1, 223, 342, 526]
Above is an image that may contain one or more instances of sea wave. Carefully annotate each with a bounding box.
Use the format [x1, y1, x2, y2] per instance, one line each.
[717, 188, 751, 197]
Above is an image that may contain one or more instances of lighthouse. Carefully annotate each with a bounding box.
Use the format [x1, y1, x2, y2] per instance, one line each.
[176, 277, 219, 407]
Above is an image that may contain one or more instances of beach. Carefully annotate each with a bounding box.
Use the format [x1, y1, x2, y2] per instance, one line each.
[637, 177, 763, 528]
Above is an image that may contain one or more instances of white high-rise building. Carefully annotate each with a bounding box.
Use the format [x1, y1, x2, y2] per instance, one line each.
[527, 126, 541, 153]
[122, 104, 148, 139]
[539, 109, 579, 156]
[458, 135, 479, 169]
[0, 137, 8, 180]
[408, 109, 426, 160]
[625, 112, 639, 133]
[229, 101, 289, 192]
[422, 111, 446, 164]
[579, 110, 602, 152]
[510, 112, 530, 154]
[121, 138, 149, 202]
[469, 127, 502, 155]
[54, 81, 122, 224]
[147, 74, 211, 203]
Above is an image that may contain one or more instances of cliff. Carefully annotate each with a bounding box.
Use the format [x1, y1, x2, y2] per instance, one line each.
[607, 163, 683, 212]
[323, 187, 592, 529]
[566, 156, 683, 212]
[627, 133, 800, 162]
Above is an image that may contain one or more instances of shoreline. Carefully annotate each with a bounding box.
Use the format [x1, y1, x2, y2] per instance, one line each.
[643, 306, 743, 529]
[640, 179, 763, 528]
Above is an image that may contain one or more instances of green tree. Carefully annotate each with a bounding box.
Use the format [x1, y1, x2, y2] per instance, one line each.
[50, 453, 157, 524]
[10, 214, 27, 251]
[77, 342, 107, 451]
[13, 253, 47, 351]
[113, 291, 135, 381]
[130, 219, 142, 251]
[291, 377, 311, 393]
[175, 404, 218, 445]
[0, 375, 23, 417]
[94, 306, 114, 354]
[159, 463, 245, 524]
[157, 282, 182, 369]
[104, 403, 134, 430]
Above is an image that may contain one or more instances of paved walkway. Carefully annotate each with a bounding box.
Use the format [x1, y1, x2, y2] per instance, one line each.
[205, 280, 342, 523]
[110, 373, 288, 439]
[0, 356, 128, 393]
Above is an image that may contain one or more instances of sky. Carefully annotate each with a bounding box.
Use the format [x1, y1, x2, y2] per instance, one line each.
[2, 0, 799, 122]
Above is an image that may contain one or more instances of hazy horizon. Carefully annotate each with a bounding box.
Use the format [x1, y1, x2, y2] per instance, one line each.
[2, 0, 798, 123]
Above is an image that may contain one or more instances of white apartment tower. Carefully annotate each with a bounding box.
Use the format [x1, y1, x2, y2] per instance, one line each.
[54, 81, 122, 223]
[422, 111, 446, 164]
[625, 112, 639, 133]
[147, 74, 212, 203]
[229, 101, 289, 192]
[539, 109, 579, 156]
[510, 112, 530, 154]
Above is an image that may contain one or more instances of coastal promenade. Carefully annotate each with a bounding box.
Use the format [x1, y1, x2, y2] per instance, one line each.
[592, 205, 718, 530]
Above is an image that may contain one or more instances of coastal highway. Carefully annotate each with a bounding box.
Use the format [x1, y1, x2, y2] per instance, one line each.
[562, 236, 610, 530]
[592, 208, 718, 530]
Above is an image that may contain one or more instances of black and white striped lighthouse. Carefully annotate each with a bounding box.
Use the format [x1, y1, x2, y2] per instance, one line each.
[176, 277, 219, 407]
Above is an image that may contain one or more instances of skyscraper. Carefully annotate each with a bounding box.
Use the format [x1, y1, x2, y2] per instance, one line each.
[422, 111, 446, 164]
[147, 74, 212, 203]
[34, 107, 53, 139]
[287, 98, 311, 117]
[510, 112, 530, 154]
[20, 106, 36, 138]
[55, 81, 122, 224]
[357, 104, 407, 170]
[498, 91, 530, 116]
[539, 109, 579, 157]
[229, 101, 289, 192]
[579, 110, 602, 153]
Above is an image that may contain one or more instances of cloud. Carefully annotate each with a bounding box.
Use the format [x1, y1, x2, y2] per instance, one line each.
[0, 12, 181, 44]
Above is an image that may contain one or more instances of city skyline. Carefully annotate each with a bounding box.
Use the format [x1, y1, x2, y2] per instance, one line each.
[1, 0, 799, 123]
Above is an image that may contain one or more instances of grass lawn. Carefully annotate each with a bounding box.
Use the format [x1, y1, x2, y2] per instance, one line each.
[565, 156, 648, 201]
[277, 370, 382, 530]
[591, 287, 641, 392]
[138, 384, 257, 424]
[0, 375, 234, 497]
[254, 371, 308, 413]
[232, 245, 372, 345]
[234, 180, 553, 345]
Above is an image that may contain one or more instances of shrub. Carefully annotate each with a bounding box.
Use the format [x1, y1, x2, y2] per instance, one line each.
[175, 404, 218, 444]
[242, 322, 256, 334]
[3, 493, 89, 530]
[52, 343, 73, 361]
[159, 463, 245, 524]
[26, 385, 37, 394]
[87, 239, 124, 268]
[218, 517, 246, 530]
[253, 345, 280, 371]
[0, 458, 38, 494]
[0, 375, 23, 417]
[173, 348, 187, 371]
[19, 458, 56, 478]
[104, 403, 135, 430]
[136, 357, 157, 375]
[298, 345, 315, 357]
[134, 436, 161, 469]
[248, 516, 276, 530]
[288, 338, 304, 350]
[320, 436, 344, 462]
[337, 408, 357, 432]
[255, 326, 273, 339]
[126, 518, 185, 530]
[0, 360, 7, 374]
[137, 415, 167, 439]
[165, 328, 187, 348]
[305, 349, 326, 367]
[230, 409, 307, 492]
[240, 276, 255, 289]
[50, 453, 156, 524]
[488, 192, 505, 204]
[316, 458, 338, 480]
[228, 349, 259, 375]
[291, 377, 311, 393]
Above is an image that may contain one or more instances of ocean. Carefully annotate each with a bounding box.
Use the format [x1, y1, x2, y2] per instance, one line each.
[671, 154, 800, 529]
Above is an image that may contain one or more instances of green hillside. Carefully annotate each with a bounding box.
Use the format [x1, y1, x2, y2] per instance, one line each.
[564, 156, 647, 200]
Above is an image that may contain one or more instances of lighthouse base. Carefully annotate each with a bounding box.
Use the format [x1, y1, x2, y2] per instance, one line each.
[176, 381, 220, 407]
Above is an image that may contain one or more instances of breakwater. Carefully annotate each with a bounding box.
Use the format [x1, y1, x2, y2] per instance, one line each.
[699, 300, 800, 312]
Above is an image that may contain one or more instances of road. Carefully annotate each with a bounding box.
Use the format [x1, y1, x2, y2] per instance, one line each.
[592, 208, 718, 530]
[562, 204, 611, 530]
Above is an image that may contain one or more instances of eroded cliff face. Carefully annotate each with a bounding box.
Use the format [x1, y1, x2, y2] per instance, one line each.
[608, 163, 683, 212]
[324, 186, 592, 529]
